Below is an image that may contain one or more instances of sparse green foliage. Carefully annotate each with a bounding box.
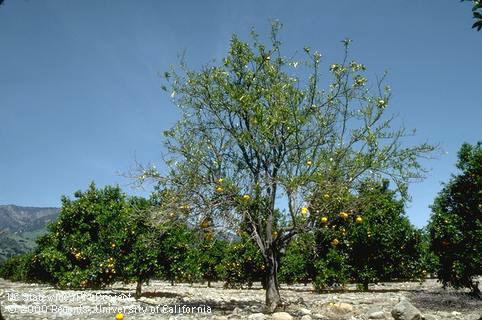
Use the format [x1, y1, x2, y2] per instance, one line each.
[428, 142, 482, 296]
[141, 22, 435, 310]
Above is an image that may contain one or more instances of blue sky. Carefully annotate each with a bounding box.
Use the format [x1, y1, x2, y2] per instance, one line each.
[0, 1, 480, 227]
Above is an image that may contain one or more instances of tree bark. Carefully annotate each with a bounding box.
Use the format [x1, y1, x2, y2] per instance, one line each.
[0, 301, 5, 320]
[135, 278, 142, 299]
[265, 246, 281, 313]
[363, 282, 369, 291]
[470, 280, 480, 298]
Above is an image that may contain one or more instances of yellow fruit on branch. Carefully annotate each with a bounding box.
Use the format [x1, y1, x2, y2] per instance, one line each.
[306, 160, 313, 166]
[200, 218, 210, 229]
[377, 99, 387, 108]
[217, 178, 224, 183]
[321, 216, 328, 223]
[323, 193, 330, 199]
[356, 216, 363, 223]
[242, 194, 251, 200]
[301, 207, 309, 215]
[216, 186, 224, 193]
[116, 313, 124, 320]
[331, 239, 340, 246]
[339, 212, 349, 219]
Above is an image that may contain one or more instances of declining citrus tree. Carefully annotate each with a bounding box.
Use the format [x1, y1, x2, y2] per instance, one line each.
[141, 23, 435, 311]
[428, 142, 481, 296]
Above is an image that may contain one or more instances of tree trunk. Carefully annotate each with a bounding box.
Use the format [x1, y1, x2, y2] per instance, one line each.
[471, 280, 480, 298]
[135, 278, 142, 299]
[265, 246, 281, 313]
[207, 280, 211, 288]
[363, 282, 369, 291]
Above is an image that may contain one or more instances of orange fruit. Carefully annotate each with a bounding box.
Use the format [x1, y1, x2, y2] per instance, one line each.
[301, 207, 309, 215]
[321, 216, 328, 223]
[339, 212, 349, 219]
[356, 216, 363, 223]
[115, 313, 124, 320]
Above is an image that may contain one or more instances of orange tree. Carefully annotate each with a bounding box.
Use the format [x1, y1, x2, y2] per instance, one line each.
[140, 23, 435, 311]
[6, 183, 166, 292]
[197, 235, 227, 287]
[117, 196, 164, 298]
[280, 180, 424, 290]
[157, 221, 198, 285]
[216, 233, 266, 289]
[344, 180, 424, 290]
[428, 142, 481, 296]
[279, 232, 316, 286]
[23, 183, 134, 288]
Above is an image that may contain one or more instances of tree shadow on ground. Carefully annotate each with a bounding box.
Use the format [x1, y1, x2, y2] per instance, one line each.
[138, 295, 264, 314]
[313, 288, 425, 294]
[410, 291, 482, 312]
[140, 291, 183, 299]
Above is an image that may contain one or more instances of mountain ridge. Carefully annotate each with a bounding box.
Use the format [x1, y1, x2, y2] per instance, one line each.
[0, 204, 60, 264]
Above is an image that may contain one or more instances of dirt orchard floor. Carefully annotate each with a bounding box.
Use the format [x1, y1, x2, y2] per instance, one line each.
[0, 278, 481, 319]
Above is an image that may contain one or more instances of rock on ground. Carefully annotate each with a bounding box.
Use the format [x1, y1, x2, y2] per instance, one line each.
[392, 299, 422, 320]
[271, 312, 294, 320]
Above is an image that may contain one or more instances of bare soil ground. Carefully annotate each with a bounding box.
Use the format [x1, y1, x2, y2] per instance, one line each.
[0, 278, 480, 319]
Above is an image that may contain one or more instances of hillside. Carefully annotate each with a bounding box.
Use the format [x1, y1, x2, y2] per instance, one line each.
[0, 205, 59, 263]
